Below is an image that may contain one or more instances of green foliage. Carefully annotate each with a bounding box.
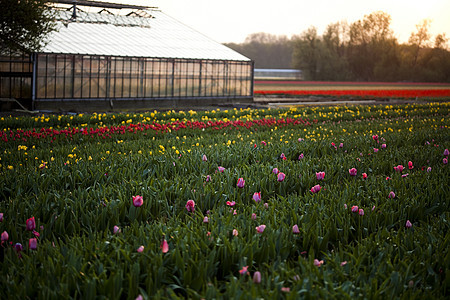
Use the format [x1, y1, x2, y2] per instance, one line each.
[0, 103, 449, 298]
[0, 0, 56, 53]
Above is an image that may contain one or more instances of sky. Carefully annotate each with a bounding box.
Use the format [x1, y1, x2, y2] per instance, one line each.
[106, 0, 450, 44]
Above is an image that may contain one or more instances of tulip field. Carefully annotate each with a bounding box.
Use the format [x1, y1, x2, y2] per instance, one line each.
[254, 81, 450, 99]
[0, 103, 449, 298]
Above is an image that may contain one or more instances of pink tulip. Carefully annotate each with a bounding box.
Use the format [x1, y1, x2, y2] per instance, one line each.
[1, 231, 8, 242]
[26, 216, 36, 231]
[160, 239, 169, 253]
[292, 224, 300, 234]
[316, 172, 325, 180]
[298, 138, 304, 142]
[264, 203, 269, 209]
[272, 168, 279, 174]
[202, 154, 207, 162]
[340, 261, 347, 266]
[351, 206, 358, 213]
[405, 220, 412, 229]
[362, 173, 367, 179]
[394, 165, 404, 172]
[132, 195, 143, 207]
[359, 208, 364, 216]
[113, 225, 121, 234]
[373, 148, 379, 153]
[427, 167, 432, 172]
[349, 168, 357, 176]
[14, 243, 23, 253]
[402, 174, 409, 178]
[344, 204, 347, 209]
[226, 201, 236, 207]
[298, 153, 304, 160]
[136, 295, 143, 300]
[388, 191, 396, 199]
[253, 271, 261, 283]
[310, 184, 321, 193]
[281, 287, 291, 293]
[252, 192, 261, 203]
[408, 161, 414, 169]
[444, 158, 448, 165]
[256, 224, 266, 233]
[203, 216, 209, 223]
[0, 213, 3, 222]
[137, 246, 144, 253]
[29, 238, 37, 250]
[33, 231, 40, 237]
[280, 153, 286, 160]
[186, 200, 195, 212]
[444, 149, 449, 156]
[237, 178, 245, 188]
[206, 175, 211, 182]
[261, 141, 267, 146]
[386, 176, 391, 180]
[277, 172, 286, 182]
[314, 259, 324, 267]
[218, 166, 225, 173]
[239, 266, 248, 275]
[339, 143, 343, 148]
[381, 143, 386, 149]
[251, 213, 257, 220]
[233, 229, 239, 236]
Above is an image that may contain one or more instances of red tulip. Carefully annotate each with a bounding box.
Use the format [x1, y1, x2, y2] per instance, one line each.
[26, 217, 36, 231]
[237, 178, 245, 188]
[160, 239, 169, 253]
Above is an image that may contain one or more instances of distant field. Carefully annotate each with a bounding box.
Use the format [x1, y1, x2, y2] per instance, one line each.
[254, 81, 450, 99]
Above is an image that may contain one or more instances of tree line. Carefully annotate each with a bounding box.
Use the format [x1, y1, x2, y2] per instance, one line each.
[224, 11, 450, 82]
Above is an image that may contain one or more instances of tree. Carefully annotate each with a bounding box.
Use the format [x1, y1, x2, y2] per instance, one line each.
[408, 19, 431, 67]
[347, 11, 398, 81]
[292, 27, 321, 80]
[0, 0, 56, 53]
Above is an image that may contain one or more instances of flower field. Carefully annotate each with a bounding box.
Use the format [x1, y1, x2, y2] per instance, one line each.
[0, 103, 449, 298]
[254, 81, 450, 99]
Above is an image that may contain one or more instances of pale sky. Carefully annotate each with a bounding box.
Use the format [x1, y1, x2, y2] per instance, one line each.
[109, 0, 450, 44]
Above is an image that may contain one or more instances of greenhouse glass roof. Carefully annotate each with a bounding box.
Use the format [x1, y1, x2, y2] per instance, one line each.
[42, 9, 250, 61]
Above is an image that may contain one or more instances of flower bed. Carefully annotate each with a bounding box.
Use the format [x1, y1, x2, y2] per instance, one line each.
[0, 103, 449, 298]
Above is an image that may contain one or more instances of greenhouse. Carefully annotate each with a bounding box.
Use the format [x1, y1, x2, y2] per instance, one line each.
[0, 0, 254, 111]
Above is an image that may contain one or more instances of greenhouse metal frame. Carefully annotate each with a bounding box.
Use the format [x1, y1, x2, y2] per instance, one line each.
[0, 1, 254, 111]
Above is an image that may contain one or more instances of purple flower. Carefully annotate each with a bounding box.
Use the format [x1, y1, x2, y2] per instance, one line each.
[310, 184, 321, 193]
[359, 208, 364, 216]
[14, 243, 23, 253]
[427, 167, 432, 172]
[388, 191, 396, 199]
[351, 205, 358, 213]
[339, 143, 343, 148]
[298, 153, 304, 160]
[394, 165, 404, 172]
[132, 195, 143, 207]
[0, 213, 3, 222]
[252, 192, 261, 203]
[218, 166, 225, 173]
[113, 225, 121, 234]
[381, 144, 386, 149]
[256, 225, 266, 233]
[444, 158, 448, 165]
[202, 154, 207, 162]
[186, 199, 195, 212]
[29, 238, 37, 250]
[237, 178, 245, 188]
[314, 259, 324, 267]
[251, 213, 257, 220]
[444, 149, 449, 156]
[203, 216, 209, 223]
[292, 224, 300, 234]
[137, 245, 144, 253]
[253, 271, 261, 284]
[1, 231, 8, 242]
[348, 168, 357, 176]
[272, 168, 279, 175]
[277, 172, 286, 182]
[405, 220, 412, 228]
[206, 175, 211, 182]
[373, 148, 379, 153]
[26, 217, 36, 231]
[316, 172, 325, 180]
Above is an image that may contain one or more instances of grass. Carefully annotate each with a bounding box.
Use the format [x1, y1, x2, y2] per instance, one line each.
[0, 103, 449, 299]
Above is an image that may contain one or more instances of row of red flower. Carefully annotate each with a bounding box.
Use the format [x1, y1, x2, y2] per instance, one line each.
[254, 89, 450, 98]
[0, 117, 316, 143]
